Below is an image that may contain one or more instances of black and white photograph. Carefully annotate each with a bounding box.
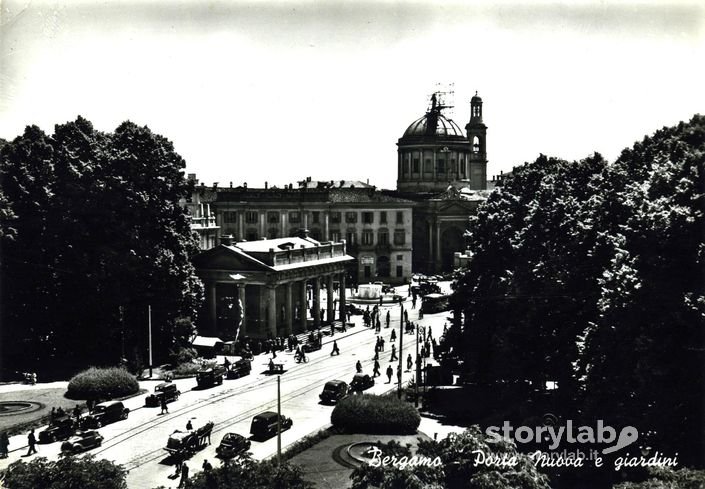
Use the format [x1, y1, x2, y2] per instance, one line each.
[0, 1, 703, 488]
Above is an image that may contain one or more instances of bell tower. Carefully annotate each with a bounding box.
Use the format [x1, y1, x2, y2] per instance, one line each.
[465, 92, 487, 190]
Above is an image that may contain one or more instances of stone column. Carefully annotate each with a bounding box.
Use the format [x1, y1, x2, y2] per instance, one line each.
[324, 212, 330, 241]
[338, 273, 347, 321]
[238, 210, 244, 241]
[285, 282, 293, 335]
[300, 279, 308, 332]
[238, 284, 247, 336]
[326, 275, 335, 325]
[260, 212, 266, 239]
[207, 281, 217, 334]
[435, 221, 442, 272]
[266, 285, 277, 338]
[313, 277, 321, 328]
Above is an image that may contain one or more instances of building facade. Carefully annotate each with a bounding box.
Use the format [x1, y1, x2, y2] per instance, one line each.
[193, 234, 353, 339]
[188, 181, 414, 286]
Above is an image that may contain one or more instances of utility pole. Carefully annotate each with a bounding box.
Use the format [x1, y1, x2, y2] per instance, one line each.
[148, 305, 153, 378]
[397, 298, 404, 399]
[415, 323, 420, 407]
[277, 375, 282, 466]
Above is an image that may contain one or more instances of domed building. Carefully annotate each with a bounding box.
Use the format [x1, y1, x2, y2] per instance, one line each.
[390, 92, 489, 273]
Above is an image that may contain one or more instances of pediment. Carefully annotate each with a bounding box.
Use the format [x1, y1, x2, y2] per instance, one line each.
[437, 201, 477, 214]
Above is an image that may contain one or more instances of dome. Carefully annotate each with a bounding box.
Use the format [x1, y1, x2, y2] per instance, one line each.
[402, 112, 465, 139]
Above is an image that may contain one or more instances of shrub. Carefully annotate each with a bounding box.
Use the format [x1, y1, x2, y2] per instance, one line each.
[331, 394, 420, 434]
[168, 345, 197, 365]
[66, 367, 138, 400]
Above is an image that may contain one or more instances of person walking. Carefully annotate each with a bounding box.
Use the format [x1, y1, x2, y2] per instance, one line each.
[380, 337, 385, 352]
[178, 462, 189, 488]
[406, 354, 413, 372]
[331, 340, 340, 356]
[373, 360, 381, 377]
[385, 311, 390, 328]
[0, 431, 9, 458]
[26, 429, 37, 456]
[386, 365, 393, 383]
[186, 419, 193, 431]
[390, 344, 398, 361]
[373, 349, 379, 361]
[355, 360, 362, 373]
[390, 329, 396, 342]
[160, 395, 169, 415]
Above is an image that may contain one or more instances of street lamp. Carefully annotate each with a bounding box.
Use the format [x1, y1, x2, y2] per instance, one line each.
[397, 297, 404, 399]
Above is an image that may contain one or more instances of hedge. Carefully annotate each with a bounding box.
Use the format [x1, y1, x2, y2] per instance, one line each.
[66, 367, 139, 400]
[331, 394, 420, 434]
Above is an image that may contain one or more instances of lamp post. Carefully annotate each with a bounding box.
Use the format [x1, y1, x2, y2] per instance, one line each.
[397, 297, 404, 399]
[415, 322, 420, 407]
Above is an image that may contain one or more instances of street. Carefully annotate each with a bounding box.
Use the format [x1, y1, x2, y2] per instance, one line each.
[0, 284, 453, 489]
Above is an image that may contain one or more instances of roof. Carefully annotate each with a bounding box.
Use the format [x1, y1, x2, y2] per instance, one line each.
[234, 236, 317, 253]
[402, 112, 466, 140]
[254, 411, 279, 419]
[191, 336, 224, 348]
[325, 380, 347, 387]
[298, 179, 373, 189]
[327, 189, 413, 204]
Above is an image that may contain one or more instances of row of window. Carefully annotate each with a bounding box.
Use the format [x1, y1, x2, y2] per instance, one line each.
[222, 210, 405, 225]
[243, 228, 406, 245]
[403, 158, 466, 176]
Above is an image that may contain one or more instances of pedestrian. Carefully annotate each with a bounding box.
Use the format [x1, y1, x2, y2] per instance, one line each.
[373, 349, 379, 361]
[390, 344, 398, 361]
[203, 459, 216, 488]
[390, 329, 396, 342]
[356, 360, 362, 373]
[379, 295, 383, 306]
[331, 340, 340, 356]
[0, 431, 9, 458]
[186, 419, 193, 431]
[160, 395, 169, 415]
[202, 459, 213, 472]
[373, 360, 381, 377]
[407, 354, 413, 371]
[404, 310, 409, 324]
[380, 337, 385, 352]
[385, 311, 390, 328]
[179, 462, 189, 488]
[386, 365, 393, 383]
[272, 347, 277, 359]
[376, 317, 381, 332]
[26, 429, 37, 456]
[56, 406, 65, 417]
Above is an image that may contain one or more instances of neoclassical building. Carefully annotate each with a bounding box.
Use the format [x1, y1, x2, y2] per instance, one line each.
[389, 92, 489, 273]
[186, 89, 490, 280]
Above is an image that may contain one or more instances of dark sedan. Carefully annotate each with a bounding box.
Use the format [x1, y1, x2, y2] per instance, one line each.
[350, 373, 374, 392]
[216, 432, 251, 458]
[61, 430, 104, 454]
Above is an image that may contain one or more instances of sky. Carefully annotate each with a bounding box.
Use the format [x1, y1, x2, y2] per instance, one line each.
[1, 0, 704, 189]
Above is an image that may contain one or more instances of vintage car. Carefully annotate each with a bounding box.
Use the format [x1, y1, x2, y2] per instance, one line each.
[165, 421, 214, 457]
[81, 401, 130, 429]
[421, 293, 451, 314]
[226, 359, 252, 379]
[215, 432, 251, 458]
[350, 373, 375, 392]
[60, 430, 104, 454]
[319, 380, 349, 404]
[39, 415, 76, 443]
[196, 365, 226, 388]
[411, 281, 441, 297]
[145, 382, 181, 407]
[345, 304, 364, 315]
[250, 411, 293, 440]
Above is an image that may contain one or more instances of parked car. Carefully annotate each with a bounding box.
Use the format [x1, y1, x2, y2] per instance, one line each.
[250, 411, 293, 440]
[226, 359, 252, 379]
[411, 282, 441, 297]
[39, 415, 76, 443]
[319, 380, 349, 404]
[81, 401, 129, 428]
[350, 373, 374, 392]
[196, 365, 226, 388]
[421, 293, 451, 314]
[145, 382, 181, 407]
[216, 432, 251, 458]
[60, 430, 104, 454]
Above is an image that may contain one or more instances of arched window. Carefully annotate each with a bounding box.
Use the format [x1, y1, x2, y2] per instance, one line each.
[472, 136, 480, 153]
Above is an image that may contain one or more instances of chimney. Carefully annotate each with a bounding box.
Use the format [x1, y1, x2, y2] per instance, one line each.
[229, 181, 233, 188]
[187, 173, 197, 182]
[265, 181, 268, 189]
[220, 234, 234, 246]
[366, 178, 369, 185]
[307, 176, 312, 182]
[212, 182, 218, 190]
[244, 182, 247, 189]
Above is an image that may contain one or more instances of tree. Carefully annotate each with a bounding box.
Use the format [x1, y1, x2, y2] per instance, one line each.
[0, 118, 203, 376]
[0, 456, 127, 489]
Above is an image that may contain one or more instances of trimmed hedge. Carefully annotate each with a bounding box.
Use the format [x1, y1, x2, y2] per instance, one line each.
[331, 394, 420, 434]
[67, 367, 139, 400]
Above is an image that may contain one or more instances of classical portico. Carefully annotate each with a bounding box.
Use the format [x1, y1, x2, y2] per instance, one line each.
[193, 234, 353, 339]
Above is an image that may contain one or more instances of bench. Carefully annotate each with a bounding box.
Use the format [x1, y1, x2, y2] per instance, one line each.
[268, 363, 284, 374]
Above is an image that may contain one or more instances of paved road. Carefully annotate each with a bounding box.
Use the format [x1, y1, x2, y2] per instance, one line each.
[0, 284, 454, 489]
